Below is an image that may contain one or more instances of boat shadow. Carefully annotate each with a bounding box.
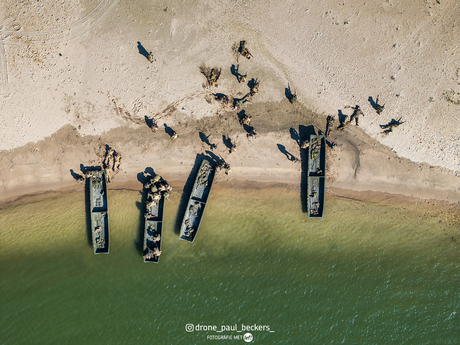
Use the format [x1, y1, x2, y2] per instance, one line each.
[134, 167, 156, 254]
[298, 125, 317, 213]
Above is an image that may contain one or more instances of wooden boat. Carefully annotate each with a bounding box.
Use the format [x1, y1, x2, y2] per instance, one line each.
[87, 169, 109, 254]
[142, 174, 171, 263]
[307, 134, 326, 218]
[179, 158, 216, 243]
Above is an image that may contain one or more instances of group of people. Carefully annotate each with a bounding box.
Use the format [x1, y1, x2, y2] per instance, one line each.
[142, 174, 173, 259]
[333, 99, 402, 136]
[234, 78, 260, 110]
[103, 145, 122, 183]
[144, 174, 172, 210]
[144, 224, 162, 259]
[337, 105, 365, 130]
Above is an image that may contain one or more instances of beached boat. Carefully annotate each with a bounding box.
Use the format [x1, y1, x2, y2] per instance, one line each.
[142, 174, 171, 263]
[87, 169, 110, 254]
[307, 134, 326, 218]
[179, 158, 216, 243]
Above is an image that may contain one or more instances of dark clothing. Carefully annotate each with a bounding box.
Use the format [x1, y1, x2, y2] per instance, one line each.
[349, 107, 363, 125]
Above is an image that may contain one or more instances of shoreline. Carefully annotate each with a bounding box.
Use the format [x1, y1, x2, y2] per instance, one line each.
[2, 176, 458, 209]
[1, 112, 459, 206]
[1, 113, 459, 205]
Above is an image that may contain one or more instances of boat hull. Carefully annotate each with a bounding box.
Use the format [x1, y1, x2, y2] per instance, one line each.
[179, 158, 216, 243]
[88, 169, 110, 254]
[307, 135, 326, 218]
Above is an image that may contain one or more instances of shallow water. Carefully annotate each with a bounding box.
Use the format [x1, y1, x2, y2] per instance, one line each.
[0, 186, 459, 344]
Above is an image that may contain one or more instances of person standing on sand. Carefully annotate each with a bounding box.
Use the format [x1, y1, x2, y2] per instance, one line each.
[148, 52, 155, 63]
[239, 41, 252, 59]
[290, 155, 299, 163]
[346, 105, 364, 126]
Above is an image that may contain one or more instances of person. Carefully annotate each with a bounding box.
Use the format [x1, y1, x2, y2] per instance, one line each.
[150, 118, 159, 132]
[104, 167, 111, 183]
[289, 93, 297, 103]
[171, 129, 178, 139]
[216, 161, 224, 170]
[148, 52, 155, 63]
[240, 114, 251, 126]
[346, 105, 364, 126]
[290, 156, 299, 163]
[374, 95, 385, 114]
[234, 94, 251, 110]
[223, 163, 231, 175]
[238, 72, 247, 84]
[239, 41, 252, 59]
[209, 68, 221, 87]
[250, 79, 260, 96]
[230, 139, 237, 153]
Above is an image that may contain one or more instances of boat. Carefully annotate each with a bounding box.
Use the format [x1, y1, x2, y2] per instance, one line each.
[86, 169, 110, 254]
[307, 134, 326, 218]
[179, 158, 216, 243]
[142, 174, 171, 263]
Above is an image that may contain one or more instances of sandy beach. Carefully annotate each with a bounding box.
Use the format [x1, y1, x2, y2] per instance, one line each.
[1, 0, 459, 204]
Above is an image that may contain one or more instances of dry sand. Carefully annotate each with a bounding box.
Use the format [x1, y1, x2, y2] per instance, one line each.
[0, 0, 459, 203]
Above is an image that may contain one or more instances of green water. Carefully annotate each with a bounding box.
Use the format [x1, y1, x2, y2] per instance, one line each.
[1, 186, 459, 344]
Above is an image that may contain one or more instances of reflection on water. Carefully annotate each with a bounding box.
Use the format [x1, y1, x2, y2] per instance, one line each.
[0, 186, 459, 344]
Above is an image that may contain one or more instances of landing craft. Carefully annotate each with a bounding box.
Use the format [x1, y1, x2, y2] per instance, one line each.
[179, 158, 216, 243]
[307, 135, 326, 218]
[87, 169, 110, 254]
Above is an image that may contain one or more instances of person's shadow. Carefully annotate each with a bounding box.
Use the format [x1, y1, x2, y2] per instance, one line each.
[137, 41, 150, 60]
[70, 169, 83, 181]
[222, 135, 233, 151]
[368, 96, 378, 110]
[247, 78, 257, 89]
[144, 116, 154, 129]
[164, 123, 175, 137]
[204, 150, 223, 166]
[237, 110, 247, 124]
[337, 110, 347, 126]
[230, 64, 239, 80]
[285, 84, 295, 101]
[380, 117, 404, 129]
[277, 144, 295, 160]
[199, 132, 211, 146]
[290, 128, 300, 147]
